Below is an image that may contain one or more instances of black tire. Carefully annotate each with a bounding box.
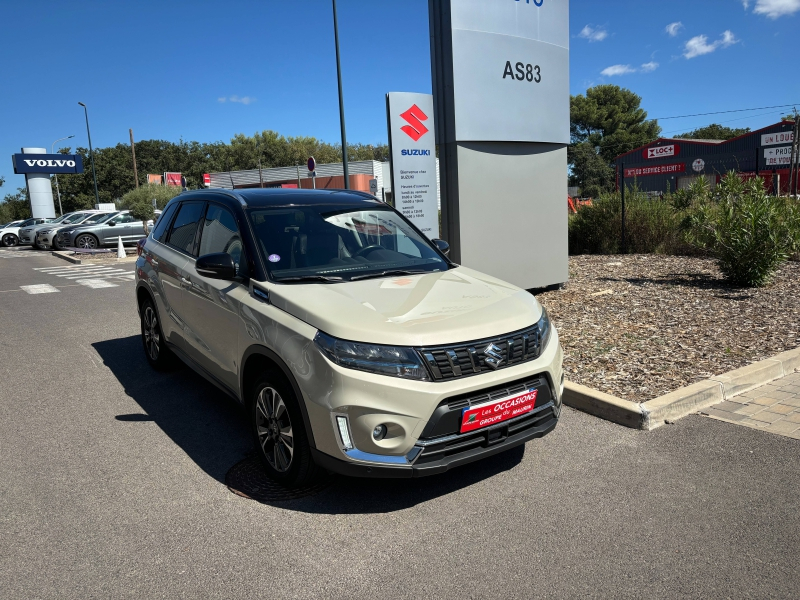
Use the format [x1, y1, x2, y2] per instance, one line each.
[140, 297, 176, 371]
[2, 233, 19, 247]
[75, 233, 99, 250]
[52, 237, 62, 251]
[250, 373, 321, 487]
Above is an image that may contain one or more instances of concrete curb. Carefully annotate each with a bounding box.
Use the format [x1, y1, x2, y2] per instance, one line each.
[51, 251, 81, 264]
[563, 347, 800, 430]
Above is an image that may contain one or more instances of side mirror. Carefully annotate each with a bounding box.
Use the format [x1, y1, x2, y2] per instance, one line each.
[196, 252, 236, 280]
[432, 238, 450, 256]
[107, 221, 116, 226]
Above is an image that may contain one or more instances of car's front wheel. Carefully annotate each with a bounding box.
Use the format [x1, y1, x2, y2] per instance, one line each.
[2, 233, 19, 247]
[140, 297, 175, 370]
[75, 234, 98, 249]
[250, 374, 321, 487]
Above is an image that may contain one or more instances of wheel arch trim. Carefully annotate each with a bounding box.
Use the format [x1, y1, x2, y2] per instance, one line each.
[241, 344, 317, 449]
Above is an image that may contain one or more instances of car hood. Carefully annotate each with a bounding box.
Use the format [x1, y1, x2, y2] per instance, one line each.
[259, 266, 543, 346]
[62, 222, 101, 232]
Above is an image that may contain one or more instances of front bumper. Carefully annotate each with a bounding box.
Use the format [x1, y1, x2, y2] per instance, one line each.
[311, 402, 558, 478]
[301, 328, 563, 476]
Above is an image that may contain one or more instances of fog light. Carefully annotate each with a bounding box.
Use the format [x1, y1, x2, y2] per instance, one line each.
[336, 416, 353, 449]
[372, 424, 388, 441]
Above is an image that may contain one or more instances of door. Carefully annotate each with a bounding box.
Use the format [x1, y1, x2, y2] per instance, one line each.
[179, 202, 245, 392]
[156, 201, 206, 349]
[103, 213, 143, 244]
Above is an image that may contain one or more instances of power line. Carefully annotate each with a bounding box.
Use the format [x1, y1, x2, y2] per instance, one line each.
[651, 103, 799, 121]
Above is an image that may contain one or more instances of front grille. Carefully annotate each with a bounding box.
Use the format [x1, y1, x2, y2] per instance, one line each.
[417, 324, 541, 381]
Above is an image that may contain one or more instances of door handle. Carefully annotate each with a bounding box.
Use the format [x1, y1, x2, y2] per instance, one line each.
[181, 276, 190, 286]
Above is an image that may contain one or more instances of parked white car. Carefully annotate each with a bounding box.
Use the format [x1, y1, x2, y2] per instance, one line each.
[1, 217, 52, 247]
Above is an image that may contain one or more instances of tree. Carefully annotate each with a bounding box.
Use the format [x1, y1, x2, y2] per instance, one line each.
[675, 124, 750, 141]
[0, 187, 32, 223]
[569, 85, 661, 195]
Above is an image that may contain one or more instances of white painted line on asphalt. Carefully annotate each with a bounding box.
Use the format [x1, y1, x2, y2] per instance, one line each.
[20, 284, 60, 294]
[77, 279, 119, 289]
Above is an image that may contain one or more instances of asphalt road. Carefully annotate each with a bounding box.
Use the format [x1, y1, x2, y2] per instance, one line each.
[1, 247, 798, 599]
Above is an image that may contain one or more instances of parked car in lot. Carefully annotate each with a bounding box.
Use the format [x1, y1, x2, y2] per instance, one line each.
[0, 219, 25, 230]
[37, 211, 116, 250]
[135, 189, 564, 486]
[21, 210, 107, 248]
[1, 217, 52, 247]
[56, 210, 147, 249]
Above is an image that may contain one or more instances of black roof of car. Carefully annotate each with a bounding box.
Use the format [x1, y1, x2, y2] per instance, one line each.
[178, 188, 382, 208]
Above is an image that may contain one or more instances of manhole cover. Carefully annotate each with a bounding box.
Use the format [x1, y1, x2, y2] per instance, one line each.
[225, 454, 333, 502]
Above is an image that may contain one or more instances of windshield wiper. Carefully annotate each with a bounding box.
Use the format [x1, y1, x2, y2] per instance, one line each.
[349, 269, 431, 282]
[274, 275, 344, 283]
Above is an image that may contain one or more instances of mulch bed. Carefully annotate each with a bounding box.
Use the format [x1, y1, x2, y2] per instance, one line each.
[536, 255, 800, 402]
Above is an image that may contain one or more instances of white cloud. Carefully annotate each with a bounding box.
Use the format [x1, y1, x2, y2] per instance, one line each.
[578, 25, 608, 42]
[754, 0, 800, 18]
[742, 0, 750, 8]
[665, 22, 683, 36]
[640, 61, 659, 72]
[601, 64, 636, 76]
[683, 30, 738, 58]
[218, 95, 256, 105]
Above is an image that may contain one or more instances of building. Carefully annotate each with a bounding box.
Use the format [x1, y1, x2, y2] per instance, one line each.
[613, 121, 797, 195]
[208, 159, 442, 208]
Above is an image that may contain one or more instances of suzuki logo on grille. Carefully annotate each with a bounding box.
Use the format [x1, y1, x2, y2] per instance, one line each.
[399, 104, 429, 141]
[482, 343, 505, 370]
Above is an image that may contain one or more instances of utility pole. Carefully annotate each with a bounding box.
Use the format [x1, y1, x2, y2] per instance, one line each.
[51, 134, 74, 216]
[620, 163, 626, 254]
[78, 102, 100, 207]
[129, 129, 139, 188]
[332, 0, 349, 189]
[257, 138, 264, 188]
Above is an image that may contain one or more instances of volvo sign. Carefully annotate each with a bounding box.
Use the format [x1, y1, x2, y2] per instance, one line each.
[12, 153, 84, 174]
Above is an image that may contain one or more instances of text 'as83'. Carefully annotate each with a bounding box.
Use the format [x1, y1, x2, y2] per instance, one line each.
[503, 61, 541, 83]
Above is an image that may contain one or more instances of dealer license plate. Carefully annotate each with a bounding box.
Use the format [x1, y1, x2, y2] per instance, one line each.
[460, 388, 539, 434]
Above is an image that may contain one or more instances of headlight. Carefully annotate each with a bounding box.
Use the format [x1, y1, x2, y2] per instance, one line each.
[61, 229, 75, 235]
[538, 306, 552, 350]
[40, 229, 53, 235]
[314, 331, 430, 381]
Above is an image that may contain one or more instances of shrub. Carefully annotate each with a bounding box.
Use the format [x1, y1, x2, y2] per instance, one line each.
[568, 187, 691, 255]
[119, 184, 182, 211]
[682, 172, 800, 287]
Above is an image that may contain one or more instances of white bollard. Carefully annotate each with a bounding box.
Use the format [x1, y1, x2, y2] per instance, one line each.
[117, 236, 126, 259]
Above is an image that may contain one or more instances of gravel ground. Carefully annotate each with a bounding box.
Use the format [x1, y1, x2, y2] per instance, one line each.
[537, 255, 800, 402]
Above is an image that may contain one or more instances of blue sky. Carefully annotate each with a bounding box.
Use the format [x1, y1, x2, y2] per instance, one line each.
[2, 0, 799, 190]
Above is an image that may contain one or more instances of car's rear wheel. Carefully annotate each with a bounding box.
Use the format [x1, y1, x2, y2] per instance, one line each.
[2, 233, 19, 247]
[250, 374, 321, 487]
[75, 234, 99, 249]
[52, 237, 62, 251]
[140, 298, 175, 370]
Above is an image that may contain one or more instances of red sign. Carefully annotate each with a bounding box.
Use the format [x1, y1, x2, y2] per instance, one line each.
[624, 163, 685, 178]
[165, 172, 182, 187]
[203, 173, 210, 187]
[645, 144, 679, 159]
[460, 389, 538, 434]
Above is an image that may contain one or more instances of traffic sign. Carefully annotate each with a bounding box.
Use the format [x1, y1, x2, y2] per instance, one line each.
[307, 156, 316, 172]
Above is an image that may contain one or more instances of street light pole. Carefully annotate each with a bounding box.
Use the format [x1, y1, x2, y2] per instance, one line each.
[78, 102, 100, 207]
[332, 0, 350, 189]
[51, 134, 74, 216]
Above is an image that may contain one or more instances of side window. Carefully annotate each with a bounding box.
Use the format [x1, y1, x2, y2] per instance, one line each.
[152, 202, 178, 242]
[198, 204, 245, 276]
[117, 214, 136, 224]
[166, 202, 205, 254]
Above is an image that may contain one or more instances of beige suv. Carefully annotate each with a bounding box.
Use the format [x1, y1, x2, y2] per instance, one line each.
[135, 189, 563, 486]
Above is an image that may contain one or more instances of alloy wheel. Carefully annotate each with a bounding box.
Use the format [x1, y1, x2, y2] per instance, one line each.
[256, 387, 294, 472]
[76, 235, 97, 249]
[2, 234, 18, 247]
[143, 306, 160, 360]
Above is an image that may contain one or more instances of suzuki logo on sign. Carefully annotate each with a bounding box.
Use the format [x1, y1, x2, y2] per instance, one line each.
[399, 105, 429, 141]
[645, 145, 679, 159]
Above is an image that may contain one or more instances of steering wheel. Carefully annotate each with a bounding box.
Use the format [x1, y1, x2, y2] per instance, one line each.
[353, 244, 383, 258]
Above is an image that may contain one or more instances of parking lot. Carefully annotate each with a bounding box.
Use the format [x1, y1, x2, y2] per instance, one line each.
[1, 247, 799, 599]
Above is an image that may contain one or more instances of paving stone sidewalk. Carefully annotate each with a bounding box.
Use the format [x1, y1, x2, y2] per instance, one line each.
[701, 371, 800, 439]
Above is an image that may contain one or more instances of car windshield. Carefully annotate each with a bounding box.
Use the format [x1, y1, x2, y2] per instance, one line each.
[61, 213, 91, 224]
[82, 212, 111, 224]
[19, 218, 37, 227]
[247, 205, 449, 282]
[49, 214, 70, 224]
